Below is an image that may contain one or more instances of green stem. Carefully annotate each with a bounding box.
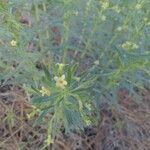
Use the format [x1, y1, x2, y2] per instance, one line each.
[35, 4, 43, 50]
[62, 19, 69, 64]
[42, 2, 49, 39]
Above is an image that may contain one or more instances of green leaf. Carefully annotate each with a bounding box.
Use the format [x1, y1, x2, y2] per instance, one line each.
[43, 65, 51, 81]
[33, 110, 49, 126]
[32, 96, 51, 104]
[67, 66, 72, 86]
[31, 86, 40, 94]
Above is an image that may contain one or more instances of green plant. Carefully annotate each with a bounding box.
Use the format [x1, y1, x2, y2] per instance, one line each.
[0, 0, 150, 148]
[27, 64, 96, 145]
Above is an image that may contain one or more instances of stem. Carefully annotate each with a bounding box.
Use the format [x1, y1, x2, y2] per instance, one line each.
[62, 23, 69, 64]
[43, 2, 49, 39]
[35, 4, 43, 50]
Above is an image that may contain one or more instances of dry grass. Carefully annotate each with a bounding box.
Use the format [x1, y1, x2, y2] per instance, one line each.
[0, 85, 150, 150]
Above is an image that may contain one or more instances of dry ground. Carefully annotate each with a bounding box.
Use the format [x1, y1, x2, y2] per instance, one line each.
[0, 85, 150, 150]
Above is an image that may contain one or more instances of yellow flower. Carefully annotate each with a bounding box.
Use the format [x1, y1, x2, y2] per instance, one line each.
[10, 40, 17, 46]
[56, 63, 66, 72]
[144, 17, 148, 22]
[27, 106, 40, 119]
[40, 86, 51, 96]
[135, 4, 142, 10]
[94, 60, 99, 65]
[117, 26, 122, 31]
[56, 63, 65, 67]
[57, 63, 66, 68]
[54, 74, 67, 89]
[122, 41, 139, 50]
[101, 1, 109, 9]
[101, 15, 106, 21]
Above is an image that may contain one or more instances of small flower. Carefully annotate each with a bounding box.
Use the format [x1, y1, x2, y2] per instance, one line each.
[101, 1, 109, 9]
[54, 74, 67, 89]
[122, 41, 139, 50]
[56, 63, 66, 68]
[56, 63, 66, 72]
[101, 15, 106, 21]
[27, 106, 40, 119]
[144, 17, 148, 22]
[144, 17, 149, 24]
[10, 40, 17, 46]
[40, 86, 51, 96]
[27, 114, 31, 119]
[94, 60, 99, 65]
[116, 26, 122, 31]
[135, 4, 142, 10]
